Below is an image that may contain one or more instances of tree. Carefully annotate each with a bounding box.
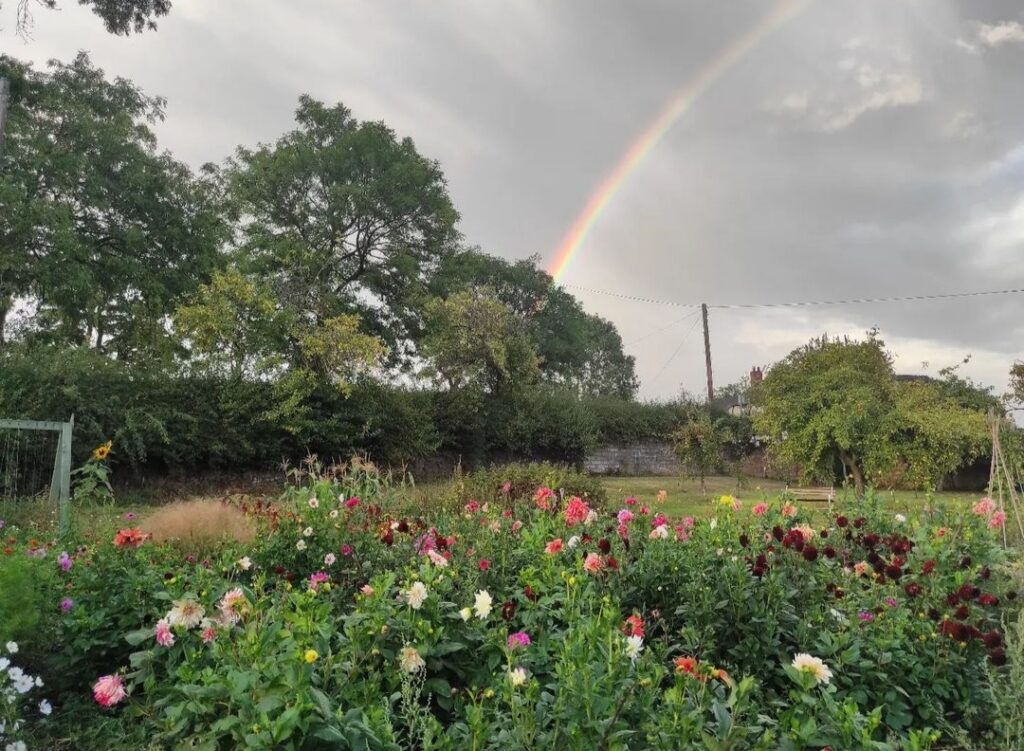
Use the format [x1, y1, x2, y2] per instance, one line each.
[429, 248, 638, 397]
[889, 380, 989, 490]
[1010, 362, 1024, 407]
[755, 334, 994, 494]
[227, 96, 460, 361]
[7, 0, 171, 37]
[672, 407, 729, 495]
[753, 335, 897, 496]
[0, 53, 226, 359]
[419, 287, 539, 394]
[174, 267, 385, 395]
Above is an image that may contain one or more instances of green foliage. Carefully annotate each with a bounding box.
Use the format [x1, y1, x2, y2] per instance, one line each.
[11, 470, 1016, 749]
[672, 408, 733, 493]
[754, 335, 896, 494]
[0, 52, 227, 359]
[430, 249, 639, 398]
[420, 287, 539, 394]
[8, 0, 173, 36]
[0, 552, 44, 645]
[71, 440, 115, 506]
[890, 381, 990, 490]
[449, 461, 608, 511]
[227, 95, 459, 360]
[755, 335, 992, 494]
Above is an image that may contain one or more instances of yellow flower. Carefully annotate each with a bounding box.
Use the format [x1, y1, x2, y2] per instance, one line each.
[304, 649, 318, 663]
[93, 440, 113, 461]
[719, 495, 735, 507]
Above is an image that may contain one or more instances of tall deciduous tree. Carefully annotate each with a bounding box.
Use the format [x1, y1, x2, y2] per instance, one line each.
[0, 53, 226, 358]
[227, 96, 460, 361]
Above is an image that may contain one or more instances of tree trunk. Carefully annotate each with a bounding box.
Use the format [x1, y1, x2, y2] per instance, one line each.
[838, 450, 865, 497]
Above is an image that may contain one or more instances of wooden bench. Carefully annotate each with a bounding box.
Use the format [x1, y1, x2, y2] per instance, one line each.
[785, 486, 836, 506]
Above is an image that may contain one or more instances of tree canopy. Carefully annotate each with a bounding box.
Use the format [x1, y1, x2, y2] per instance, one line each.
[227, 96, 460, 362]
[7, 0, 171, 36]
[754, 334, 991, 494]
[430, 248, 638, 398]
[0, 53, 226, 359]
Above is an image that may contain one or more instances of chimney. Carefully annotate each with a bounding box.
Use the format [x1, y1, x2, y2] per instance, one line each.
[750, 366, 763, 385]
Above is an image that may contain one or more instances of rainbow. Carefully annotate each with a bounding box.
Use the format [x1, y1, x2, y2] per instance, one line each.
[548, 0, 812, 281]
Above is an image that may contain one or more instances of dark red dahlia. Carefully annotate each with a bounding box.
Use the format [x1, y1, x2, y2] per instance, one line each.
[960, 555, 972, 569]
[885, 564, 903, 581]
[982, 631, 1002, 649]
[396, 520, 410, 534]
[921, 560, 936, 575]
[978, 593, 1000, 607]
[904, 582, 922, 598]
[980, 566, 992, 580]
[524, 585, 538, 601]
[853, 517, 866, 529]
[606, 555, 619, 570]
[989, 648, 1007, 666]
[954, 605, 970, 620]
[803, 545, 819, 562]
[739, 534, 750, 548]
[836, 515, 849, 528]
[824, 546, 836, 559]
[502, 601, 516, 621]
[819, 530, 829, 539]
[772, 526, 785, 542]
[598, 538, 611, 554]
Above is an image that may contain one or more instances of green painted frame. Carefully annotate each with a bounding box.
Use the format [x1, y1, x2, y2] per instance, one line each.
[0, 417, 73, 535]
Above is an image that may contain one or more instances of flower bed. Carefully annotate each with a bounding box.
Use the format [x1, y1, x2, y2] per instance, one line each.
[2, 468, 1020, 750]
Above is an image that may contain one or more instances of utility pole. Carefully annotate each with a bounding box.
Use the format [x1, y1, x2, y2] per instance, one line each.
[701, 303, 713, 403]
[0, 77, 9, 158]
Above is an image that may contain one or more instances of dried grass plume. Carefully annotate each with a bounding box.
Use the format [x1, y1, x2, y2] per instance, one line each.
[141, 499, 255, 551]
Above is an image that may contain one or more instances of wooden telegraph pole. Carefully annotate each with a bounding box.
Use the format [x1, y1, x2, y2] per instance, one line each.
[701, 303, 713, 403]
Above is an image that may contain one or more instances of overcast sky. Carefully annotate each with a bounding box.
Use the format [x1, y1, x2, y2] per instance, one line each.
[6, 0, 1024, 400]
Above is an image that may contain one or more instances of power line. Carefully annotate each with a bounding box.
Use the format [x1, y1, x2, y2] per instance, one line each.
[650, 315, 701, 385]
[561, 283, 1024, 310]
[624, 309, 700, 346]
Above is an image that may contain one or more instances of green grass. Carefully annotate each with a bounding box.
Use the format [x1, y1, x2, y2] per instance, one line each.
[594, 475, 981, 518]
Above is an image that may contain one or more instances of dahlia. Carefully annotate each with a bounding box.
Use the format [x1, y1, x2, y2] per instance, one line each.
[791, 653, 832, 685]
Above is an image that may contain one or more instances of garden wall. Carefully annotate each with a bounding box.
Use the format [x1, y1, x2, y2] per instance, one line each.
[584, 442, 681, 475]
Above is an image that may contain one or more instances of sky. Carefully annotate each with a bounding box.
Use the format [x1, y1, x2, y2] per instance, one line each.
[5, 0, 1024, 401]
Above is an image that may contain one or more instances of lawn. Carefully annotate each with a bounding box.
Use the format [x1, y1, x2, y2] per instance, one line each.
[592, 474, 982, 518]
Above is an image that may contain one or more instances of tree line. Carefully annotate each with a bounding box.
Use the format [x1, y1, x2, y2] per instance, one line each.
[0, 53, 656, 470]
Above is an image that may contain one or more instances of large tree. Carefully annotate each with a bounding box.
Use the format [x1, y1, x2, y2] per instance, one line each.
[227, 97, 460, 361]
[429, 248, 638, 397]
[0, 53, 226, 359]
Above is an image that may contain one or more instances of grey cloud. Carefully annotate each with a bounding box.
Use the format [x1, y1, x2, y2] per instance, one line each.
[5, 0, 1024, 399]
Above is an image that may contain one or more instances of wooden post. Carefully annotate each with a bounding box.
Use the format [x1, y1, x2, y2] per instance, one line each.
[701, 303, 714, 403]
[58, 416, 73, 536]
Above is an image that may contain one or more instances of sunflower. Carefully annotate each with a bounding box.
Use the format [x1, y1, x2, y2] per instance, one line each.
[93, 440, 113, 461]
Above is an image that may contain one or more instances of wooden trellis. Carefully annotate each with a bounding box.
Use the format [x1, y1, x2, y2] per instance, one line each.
[987, 410, 1024, 547]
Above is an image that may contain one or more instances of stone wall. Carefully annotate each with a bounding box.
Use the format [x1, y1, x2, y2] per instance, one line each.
[584, 442, 681, 476]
